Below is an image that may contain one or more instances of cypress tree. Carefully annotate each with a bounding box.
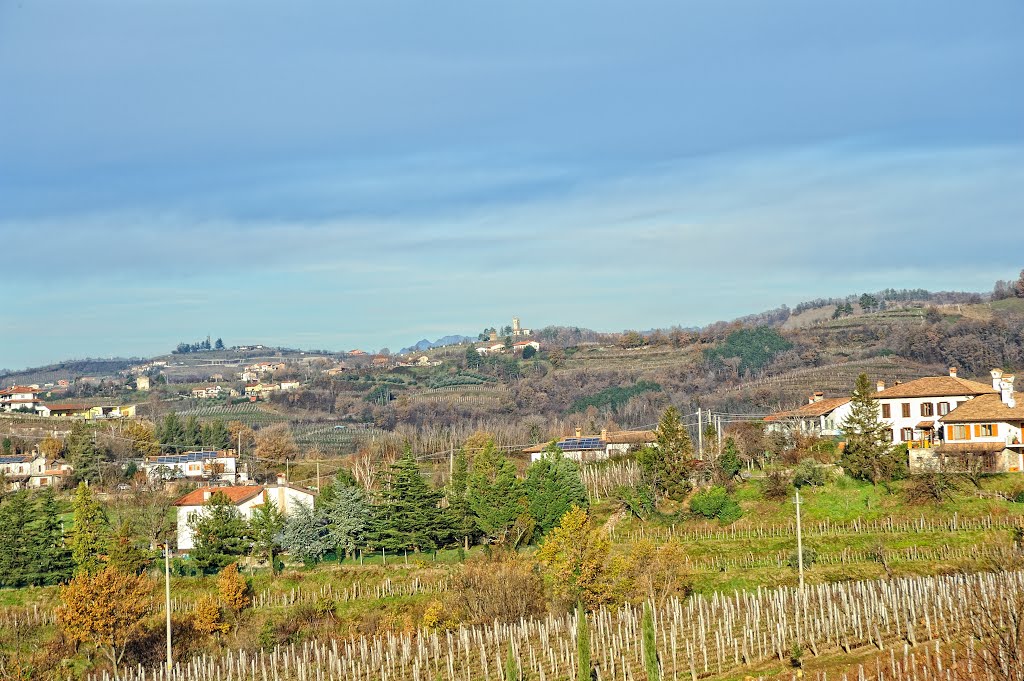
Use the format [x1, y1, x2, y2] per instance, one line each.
[504, 641, 520, 681]
[372, 449, 450, 552]
[447, 447, 476, 546]
[67, 422, 101, 484]
[68, 482, 109, 575]
[642, 602, 660, 681]
[29, 488, 74, 585]
[107, 520, 150, 575]
[576, 601, 591, 681]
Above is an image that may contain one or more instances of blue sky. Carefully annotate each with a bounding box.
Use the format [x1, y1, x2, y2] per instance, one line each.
[2, 1, 1022, 370]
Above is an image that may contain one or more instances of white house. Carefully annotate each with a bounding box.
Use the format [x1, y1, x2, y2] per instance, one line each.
[142, 451, 240, 483]
[0, 454, 72, 490]
[0, 386, 46, 414]
[172, 479, 315, 550]
[764, 392, 852, 437]
[936, 370, 1024, 472]
[513, 341, 541, 353]
[874, 368, 997, 465]
[524, 428, 656, 463]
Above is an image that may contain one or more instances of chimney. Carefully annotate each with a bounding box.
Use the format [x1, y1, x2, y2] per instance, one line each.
[876, 380, 885, 393]
[600, 428, 608, 441]
[276, 473, 287, 487]
[574, 427, 582, 438]
[949, 367, 958, 378]
[813, 391, 824, 403]
[203, 490, 212, 501]
[991, 368, 1004, 390]
[1000, 375, 1016, 408]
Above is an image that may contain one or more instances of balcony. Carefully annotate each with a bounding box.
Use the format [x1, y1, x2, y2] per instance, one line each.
[907, 439, 935, 450]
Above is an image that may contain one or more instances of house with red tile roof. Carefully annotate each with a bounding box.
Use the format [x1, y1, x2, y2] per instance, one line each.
[764, 392, 852, 437]
[172, 477, 315, 551]
[934, 369, 1024, 472]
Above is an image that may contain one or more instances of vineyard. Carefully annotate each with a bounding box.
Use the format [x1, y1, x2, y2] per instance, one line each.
[89, 569, 1024, 681]
[175, 403, 290, 426]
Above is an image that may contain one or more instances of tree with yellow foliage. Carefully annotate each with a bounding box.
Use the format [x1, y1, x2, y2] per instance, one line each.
[38, 435, 64, 459]
[191, 594, 229, 637]
[56, 566, 153, 680]
[217, 563, 251, 632]
[536, 506, 610, 610]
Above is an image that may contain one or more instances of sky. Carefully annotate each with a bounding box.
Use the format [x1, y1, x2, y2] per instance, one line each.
[1, 1, 1022, 370]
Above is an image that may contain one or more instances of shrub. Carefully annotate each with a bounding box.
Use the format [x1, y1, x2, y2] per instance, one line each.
[762, 470, 792, 501]
[904, 469, 963, 505]
[453, 550, 545, 624]
[792, 459, 830, 488]
[690, 486, 743, 525]
[787, 547, 817, 569]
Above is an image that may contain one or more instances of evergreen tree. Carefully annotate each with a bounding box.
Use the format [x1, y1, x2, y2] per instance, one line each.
[372, 449, 451, 552]
[0, 491, 34, 587]
[183, 415, 203, 449]
[523, 445, 588, 536]
[642, 602, 660, 680]
[841, 373, 907, 484]
[280, 501, 331, 566]
[158, 413, 185, 453]
[576, 601, 591, 681]
[465, 344, 482, 369]
[466, 441, 523, 539]
[717, 438, 742, 481]
[106, 520, 150, 575]
[637, 406, 694, 502]
[28, 488, 74, 585]
[68, 482, 109, 575]
[504, 642, 520, 681]
[201, 420, 232, 450]
[447, 447, 477, 545]
[215, 338, 225, 350]
[249, 499, 285, 571]
[67, 422, 100, 484]
[189, 491, 251, 573]
[323, 485, 371, 560]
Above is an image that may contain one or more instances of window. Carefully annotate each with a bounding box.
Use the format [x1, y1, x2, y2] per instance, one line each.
[950, 425, 970, 440]
[901, 427, 914, 442]
[938, 402, 950, 416]
[882, 404, 891, 419]
[901, 403, 911, 418]
[921, 402, 934, 417]
[886, 428, 895, 443]
[978, 424, 996, 438]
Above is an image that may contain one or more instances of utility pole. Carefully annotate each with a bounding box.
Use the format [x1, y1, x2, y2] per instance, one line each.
[316, 461, 321, 491]
[697, 409, 703, 459]
[716, 415, 722, 452]
[163, 543, 172, 674]
[795, 489, 805, 591]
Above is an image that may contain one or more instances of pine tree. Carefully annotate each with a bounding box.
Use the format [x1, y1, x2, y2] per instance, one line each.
[717, 438, 742, 481]
[67, 422, 101, 484]
[466, 441, 523, 539]
[372, 449, 451, 552]
[841, 373, 907, 484]
[323, 485, 370, 560]
[201, 420, 231, 450]
[249, 499, 285, 570]
[0, 491, 34, 587]
[280, 501, 331, 566]
[158, 413, 185, 453]
[68, 482, 109, 575]
[183, 415, 203, 449]
[524, 445, 588, 536]
[29, 488, 74, 586]
[106, 520, 150, 575]
[189, 491, 251, 573]
[637, 406, 695, 502]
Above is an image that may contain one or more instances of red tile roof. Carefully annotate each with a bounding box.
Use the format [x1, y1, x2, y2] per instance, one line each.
[875, 376, 996, 399]
[940, 393, 1024, 423]
[173, 486, 265, 507]
[764, 397, 850, 422]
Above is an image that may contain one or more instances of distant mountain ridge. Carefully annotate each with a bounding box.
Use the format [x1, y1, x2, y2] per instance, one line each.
[400, 335, 476, 354]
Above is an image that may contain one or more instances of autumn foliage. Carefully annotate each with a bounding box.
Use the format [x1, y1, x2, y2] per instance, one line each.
[56, 566, 154, 677]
